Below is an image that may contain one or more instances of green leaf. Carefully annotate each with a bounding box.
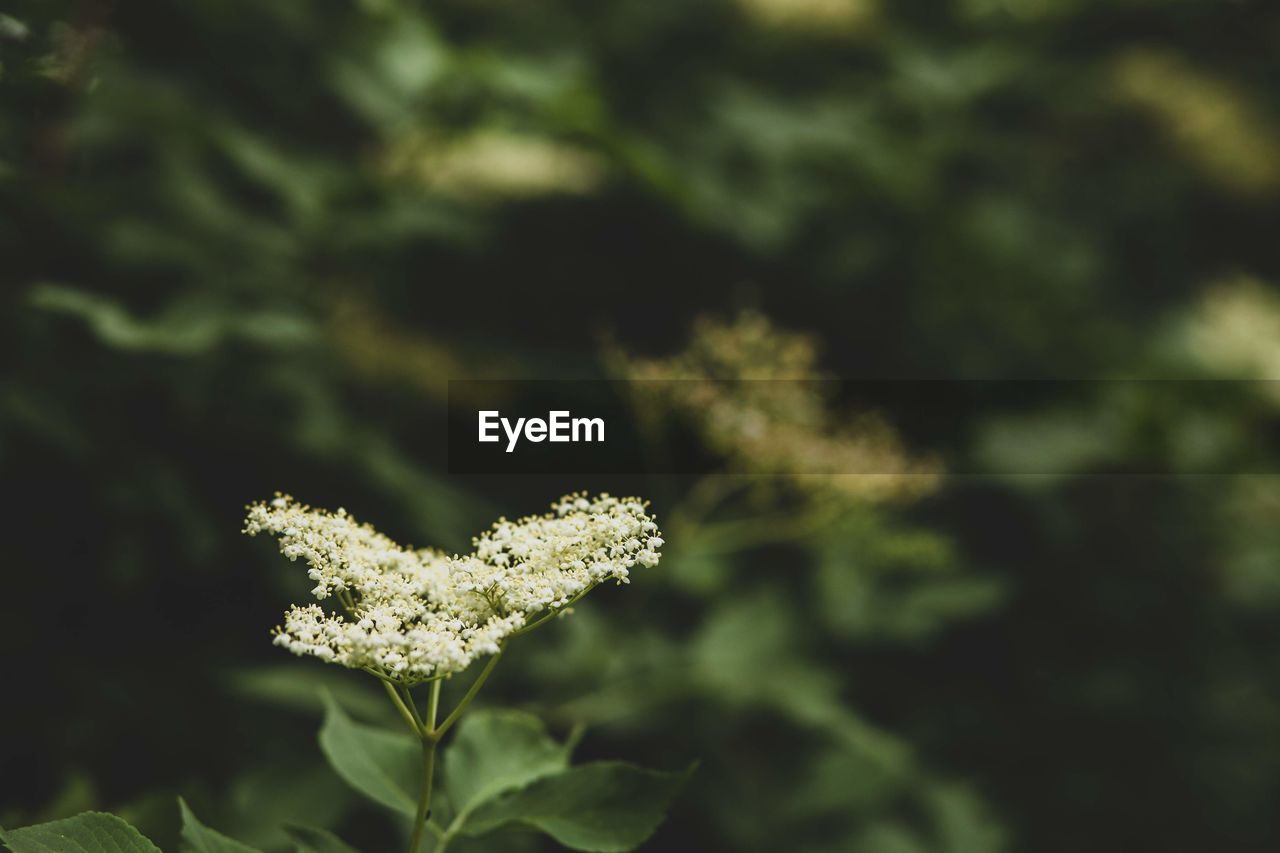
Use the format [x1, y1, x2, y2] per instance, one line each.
[0, 812, 162, 853]
[444, 709, 571, 817]
[318, 693, 421, 816]
[282, 825, 360, 853]
[462, 762, 693, 852]
[27, 284, 312, 355]
[177, 799, 261, 853]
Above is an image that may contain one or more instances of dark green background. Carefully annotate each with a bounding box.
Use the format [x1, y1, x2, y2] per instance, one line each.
[4, 0, 1280, 850]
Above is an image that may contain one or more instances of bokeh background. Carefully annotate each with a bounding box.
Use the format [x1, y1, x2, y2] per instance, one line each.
[5, 0, 1280, 850]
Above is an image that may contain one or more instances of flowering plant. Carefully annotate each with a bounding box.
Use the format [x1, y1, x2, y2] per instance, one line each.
[0, 492, 686, 853]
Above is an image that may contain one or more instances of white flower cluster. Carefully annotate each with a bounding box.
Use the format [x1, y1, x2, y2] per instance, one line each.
[245, 492, 662, 683]
[620, 310, 941, 501]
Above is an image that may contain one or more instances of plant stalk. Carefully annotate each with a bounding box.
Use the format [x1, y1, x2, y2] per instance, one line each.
[391, 652, 503, 852]
[436, 650, 502, 737]
[407, 738, 436, 853]
[382, 681, 420, 734]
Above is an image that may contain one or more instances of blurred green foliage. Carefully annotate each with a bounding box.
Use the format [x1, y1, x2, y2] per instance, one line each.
[4, 0, 1280, 850]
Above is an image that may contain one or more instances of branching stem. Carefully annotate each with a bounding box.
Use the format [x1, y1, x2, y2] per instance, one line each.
[401, 685, 426, 733]
[435, 650, 502, 738]
[509, 587, 594, 639]
[381, 681, 420, 735]
[384, 652, 503, 852]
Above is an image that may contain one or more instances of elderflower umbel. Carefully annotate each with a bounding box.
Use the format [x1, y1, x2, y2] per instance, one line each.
[245, 492, 662, 683]
[619, 310, 940, 501]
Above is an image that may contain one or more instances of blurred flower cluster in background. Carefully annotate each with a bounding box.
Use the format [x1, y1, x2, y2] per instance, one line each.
[4, 0, 1280, 850]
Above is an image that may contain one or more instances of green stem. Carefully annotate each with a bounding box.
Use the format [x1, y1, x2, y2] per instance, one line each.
[336, 588, 359, 614]
[401, 685, 427, 733]
[508, 587, 594, 639]
[407, 738, 436, 853]
[509, 610, 558, 638]
[435, 650, 502, 737]
[381, 680, 421, 735]
[427, 679, 441, 730]
[380, 653, 501, 852]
